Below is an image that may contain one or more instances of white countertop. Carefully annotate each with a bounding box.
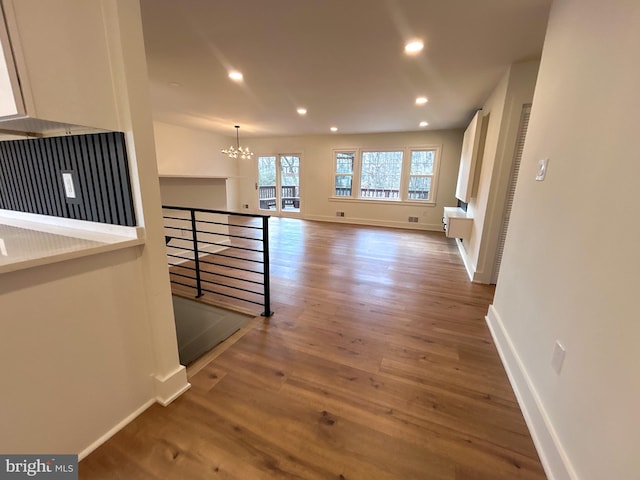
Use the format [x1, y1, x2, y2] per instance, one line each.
[443, 206, 471, 219]
[0, 210, 145, 274]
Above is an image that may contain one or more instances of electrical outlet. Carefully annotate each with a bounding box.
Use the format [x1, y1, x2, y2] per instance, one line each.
[551, 341, 566, 374]
[408, 216, 419, 223]
[242, 203, 249, 209]
[336, 211, 345, 217]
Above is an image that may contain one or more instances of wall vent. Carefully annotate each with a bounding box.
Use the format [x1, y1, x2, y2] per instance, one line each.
[408, 216, 419, 223]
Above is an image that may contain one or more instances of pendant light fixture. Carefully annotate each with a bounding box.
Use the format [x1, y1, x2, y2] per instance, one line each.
[221, 125, 253, 159]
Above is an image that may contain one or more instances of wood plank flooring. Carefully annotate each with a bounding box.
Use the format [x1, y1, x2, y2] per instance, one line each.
[80, 218, 546, 480]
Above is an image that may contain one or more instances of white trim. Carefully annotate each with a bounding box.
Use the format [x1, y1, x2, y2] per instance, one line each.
[153, 365, 191, 406]
[408, 146, 441, 204]
[158, 174, 231, 179]
[455, 238, 475, 281]
[332, 148, 358, 199]
[0, 209, 143, 240]
[486, 305, 578, 480]
[305, 214, 443, 232]
[78, 398, 155, 460]
[328, 197, 437, 207]
[452, 237, 490, 283]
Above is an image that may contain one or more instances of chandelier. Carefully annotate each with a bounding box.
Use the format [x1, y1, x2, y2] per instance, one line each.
[221, 125, 253, 159]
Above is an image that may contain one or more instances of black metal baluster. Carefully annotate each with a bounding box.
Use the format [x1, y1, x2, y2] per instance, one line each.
[190, 209, 203, 298]
[261, 215, 273, 317]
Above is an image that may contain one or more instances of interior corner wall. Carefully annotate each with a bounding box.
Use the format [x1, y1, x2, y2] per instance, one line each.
[235, 129, 463, 231]
[153, 121, 240, 210]
[488, 0, 640, 478]
[459, 60, 539, 283]
[153, 120, 236, 177]
[159, 177, 228, 210]
[0, 0, 188, 458]
[0, 248, 156, 455]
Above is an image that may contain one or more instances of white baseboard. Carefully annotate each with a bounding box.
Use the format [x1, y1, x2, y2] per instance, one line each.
[154, 364, 191, 406]
[78, 366, 190, 460]
[304, 214, 443, 232]
[485, 305, 577, 480]
[454, 238, 492, 284]
[78, 398, 155, 461]
[455, 238, 475, 281]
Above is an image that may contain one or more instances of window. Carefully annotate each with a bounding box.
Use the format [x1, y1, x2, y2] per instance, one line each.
[332, 147, 440, 203]
[408, 149, 435, 200]
[360, 151, 403, 198]
[334, 152, 355, 196]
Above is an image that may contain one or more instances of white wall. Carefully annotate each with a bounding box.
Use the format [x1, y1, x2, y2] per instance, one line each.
[154, 121, 236, 177]
[0, 249, 155, 454]
[154, 121, 240, 210]
[487, 1, 640, 479]
[0, 0, 188, 457]
[236, 130, 463, 230]
[460, 60, 539, 283]
[159, 177, 228, 210]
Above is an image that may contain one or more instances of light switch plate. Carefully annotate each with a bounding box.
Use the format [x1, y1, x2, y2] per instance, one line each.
[62, 172, 76, 198]
[536, 158, 549, 181]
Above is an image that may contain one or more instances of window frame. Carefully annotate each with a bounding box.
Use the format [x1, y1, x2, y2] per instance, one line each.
[331, 145, 441, 205]
[359, 149, 405, 200]
[333, 150, 357, 198]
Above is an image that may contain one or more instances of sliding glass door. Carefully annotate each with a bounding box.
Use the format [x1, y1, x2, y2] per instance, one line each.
[257, 154, 301, 215]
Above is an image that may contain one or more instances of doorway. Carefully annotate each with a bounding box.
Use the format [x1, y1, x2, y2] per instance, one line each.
[257, 154, 301, 215]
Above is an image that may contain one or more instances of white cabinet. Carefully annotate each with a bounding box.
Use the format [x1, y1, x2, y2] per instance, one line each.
[456, 110, 486, 203]
[443, 207, 473, 240]
[0, 0, 121, 133]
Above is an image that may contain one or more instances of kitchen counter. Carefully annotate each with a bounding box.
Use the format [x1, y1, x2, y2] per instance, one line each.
[0, 210, 145, 274]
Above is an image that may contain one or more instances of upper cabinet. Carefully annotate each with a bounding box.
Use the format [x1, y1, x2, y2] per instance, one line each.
[0, 0, 121, 134]
[455, 110, 486, 203]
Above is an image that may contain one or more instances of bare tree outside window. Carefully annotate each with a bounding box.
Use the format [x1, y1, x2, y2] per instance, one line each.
[258, 156, 276, 186]
[280, 156, 299, 187]
[360, 151, 403, 198]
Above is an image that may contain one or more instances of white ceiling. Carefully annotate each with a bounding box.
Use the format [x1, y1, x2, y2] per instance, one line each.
[139, 0, 552, 137]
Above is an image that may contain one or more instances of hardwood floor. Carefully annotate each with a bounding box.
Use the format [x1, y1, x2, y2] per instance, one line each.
[80, 218, 546, 480]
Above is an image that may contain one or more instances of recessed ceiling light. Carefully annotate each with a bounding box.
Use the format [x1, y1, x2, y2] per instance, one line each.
[419, 121, 429, 127]
[297, 108, 307, 115]
[228, 71, 243, 82]
[404, 40, 424, 55]
[415, 96, 428, 105]
[330, 127, 338, 132]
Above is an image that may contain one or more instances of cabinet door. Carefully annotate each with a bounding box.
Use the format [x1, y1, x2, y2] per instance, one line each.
[455, 110, 485, 202]
[1, 0, 121, 130]
[0, 3, 25, 118]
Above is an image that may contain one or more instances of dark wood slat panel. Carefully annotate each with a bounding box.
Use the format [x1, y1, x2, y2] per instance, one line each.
[114, 135, 135, 226]
[0, 132, 136, 226]
[99, 134, 118, 224]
